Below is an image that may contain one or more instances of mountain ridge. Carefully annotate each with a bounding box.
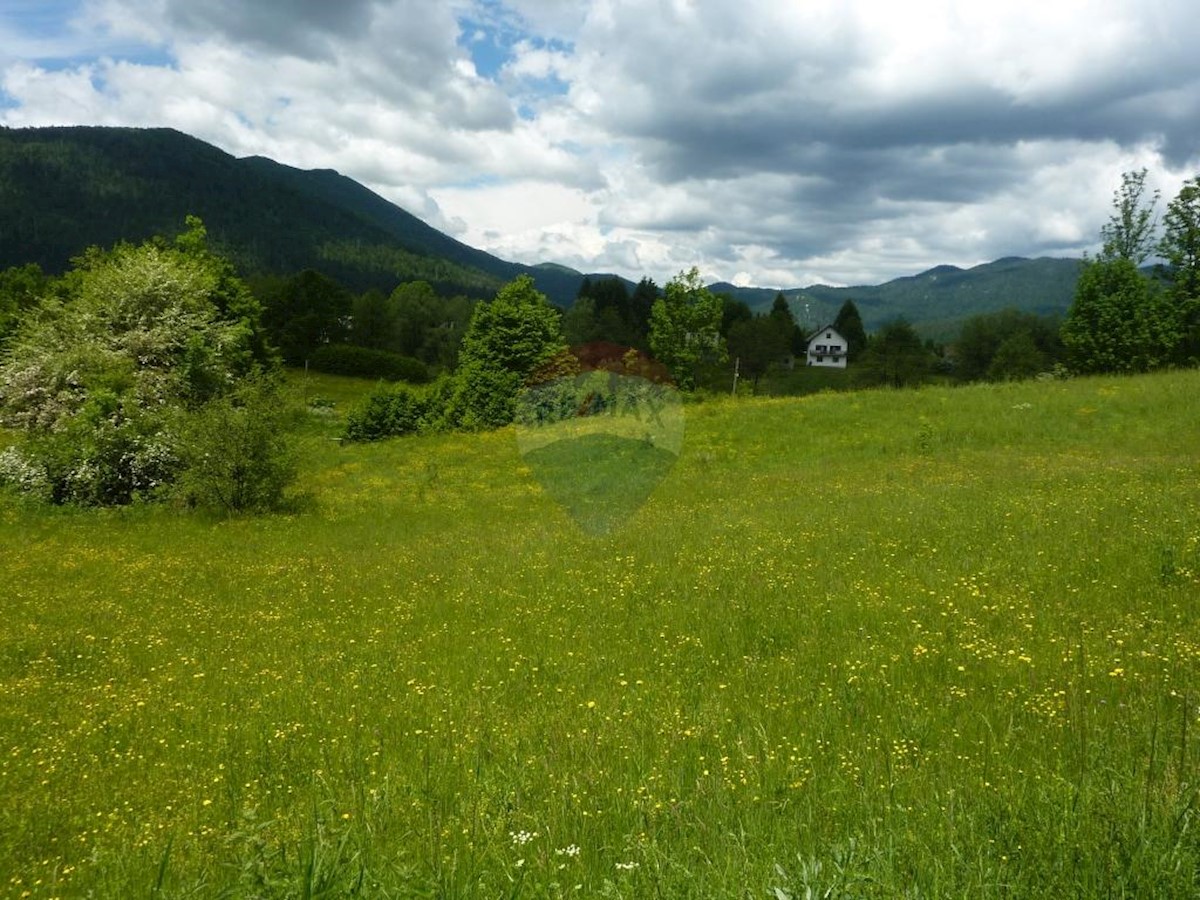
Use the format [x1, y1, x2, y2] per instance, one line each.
[715, 255, 1081, 335]
[0, 124, 1083, 330]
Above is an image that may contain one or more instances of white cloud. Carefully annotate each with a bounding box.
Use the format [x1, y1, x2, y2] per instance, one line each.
[4, 0, 1200, 288]
[432, 179, 594, 240]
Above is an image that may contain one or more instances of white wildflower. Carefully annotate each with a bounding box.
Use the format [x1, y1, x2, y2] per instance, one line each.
[510, 830, 538, 846]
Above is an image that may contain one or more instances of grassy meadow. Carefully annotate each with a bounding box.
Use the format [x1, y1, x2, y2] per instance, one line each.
[1, 368, 1199, 897]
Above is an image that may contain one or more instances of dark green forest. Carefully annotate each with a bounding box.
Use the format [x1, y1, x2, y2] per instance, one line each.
[1, 156, 1196, 507]
[0, 125, 607, 303]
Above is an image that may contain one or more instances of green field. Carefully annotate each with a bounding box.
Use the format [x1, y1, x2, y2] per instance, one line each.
[2, 370, 1199, 897]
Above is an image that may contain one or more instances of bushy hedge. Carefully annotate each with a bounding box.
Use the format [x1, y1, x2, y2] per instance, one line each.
[515, 369, 667, 427]
[343, 377, 455, 442]
[308, 344, 430, 383]
[0, 221, 294, 509]
[15, 400, 178, 505]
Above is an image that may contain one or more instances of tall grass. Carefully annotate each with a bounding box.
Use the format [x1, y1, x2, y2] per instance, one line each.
[1, 370, 1198, 897]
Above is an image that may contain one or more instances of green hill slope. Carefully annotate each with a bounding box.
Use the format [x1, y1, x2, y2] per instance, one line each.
[0, 125, 588, 301]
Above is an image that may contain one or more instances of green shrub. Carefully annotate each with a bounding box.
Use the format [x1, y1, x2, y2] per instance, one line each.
[0, 393, 178, 505]
[0, 219, 278, 508]
[308, 344, 430, 383]
[172, 379, 298, 513]
[343, 376, 454, 442]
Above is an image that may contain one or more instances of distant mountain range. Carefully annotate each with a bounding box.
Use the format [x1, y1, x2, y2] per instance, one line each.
[717, 256, 1082, 336]
[0, 125, 1082, 332]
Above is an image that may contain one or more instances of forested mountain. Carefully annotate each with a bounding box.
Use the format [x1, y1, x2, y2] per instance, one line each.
[0, 125, 607, 302]
[715, 256, 1082, 336]
[2, 125, 1082, 327]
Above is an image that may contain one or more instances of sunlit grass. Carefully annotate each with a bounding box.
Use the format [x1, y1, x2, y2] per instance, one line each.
[1, 370, 1198, 897]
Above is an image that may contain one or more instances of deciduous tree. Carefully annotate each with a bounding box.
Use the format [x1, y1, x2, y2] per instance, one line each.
[649, 268, 726, 390]
[955, 309, 1062, 382]
[1061, 258, 1179, 374]
[727, 314, 790, 392]
[350, 288, 395, 351]
[447, 275, 566, 428]
[854, 320, 934, 388]
[258, 268, 351, 364]
[1059, 169, 1187, 374]
[987, 331, 1047, 381]
[1100, 168, 1160, 264]
[1159, 176, 1200, 362]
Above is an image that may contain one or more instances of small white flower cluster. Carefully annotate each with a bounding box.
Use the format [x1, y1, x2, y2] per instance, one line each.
[615, 861, 639, 871]
[0, 446, 48, 498]
[510, 829, 538, 846]
[555, 844, 581, 858]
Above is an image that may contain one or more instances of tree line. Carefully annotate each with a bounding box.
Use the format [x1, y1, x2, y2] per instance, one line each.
[2, 165, 1197, 509]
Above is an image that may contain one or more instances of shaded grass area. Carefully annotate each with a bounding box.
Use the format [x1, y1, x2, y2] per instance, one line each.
[282, 367, 385, 433]
[752, 361, 853, 396]
[1, 370, 1199, 897]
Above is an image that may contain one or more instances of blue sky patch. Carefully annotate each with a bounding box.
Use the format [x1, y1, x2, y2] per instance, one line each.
[455, 0, 521, 80]
[456, 5, 572, 122]
[34, 48, 175, 73]
[4, 0, 173, 71]
[459, 23, 510, 80]
[5, 0, 83, 38]
[455, 1, 573, 82]
[449, 172, 506, 190]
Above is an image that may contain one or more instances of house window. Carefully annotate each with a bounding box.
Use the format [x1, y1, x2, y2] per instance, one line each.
[825, 332, 832, 338]
[830, 344, 841, 353]
[816, 344, 827, 353]
[816, 355, 825, 362]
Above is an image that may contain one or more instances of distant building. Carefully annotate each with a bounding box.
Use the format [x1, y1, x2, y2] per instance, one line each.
[806, 326, 848, 368]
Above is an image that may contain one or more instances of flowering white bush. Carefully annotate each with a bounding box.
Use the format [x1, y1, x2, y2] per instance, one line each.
[0, 219, 286, 508]
[0, 445, 49, 500]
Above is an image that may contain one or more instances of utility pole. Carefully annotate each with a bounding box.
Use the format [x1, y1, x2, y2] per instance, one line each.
[731, 356, 740, 395]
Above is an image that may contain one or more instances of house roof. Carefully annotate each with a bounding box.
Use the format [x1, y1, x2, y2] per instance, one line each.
[805, 324, 844, 342]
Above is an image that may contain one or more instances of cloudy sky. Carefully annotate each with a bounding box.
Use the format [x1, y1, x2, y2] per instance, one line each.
[3, 0, 1199, 288]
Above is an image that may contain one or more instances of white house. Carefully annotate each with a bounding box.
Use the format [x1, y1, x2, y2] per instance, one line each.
[806, 326, 848, 368]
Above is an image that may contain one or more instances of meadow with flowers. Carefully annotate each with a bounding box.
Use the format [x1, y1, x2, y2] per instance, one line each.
[1, 368, 1199, 897]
